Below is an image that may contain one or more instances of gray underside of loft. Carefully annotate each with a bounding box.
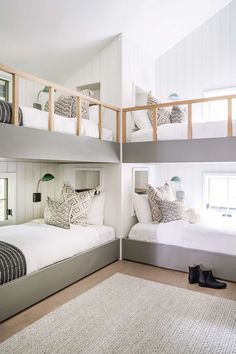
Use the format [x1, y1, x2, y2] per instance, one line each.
[123, 137, 236, 163]
[0, 124, 120, 163]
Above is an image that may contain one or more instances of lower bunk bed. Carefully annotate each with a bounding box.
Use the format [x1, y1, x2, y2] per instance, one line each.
[122, 219, 236, 283]
[0, 220, 119, 322]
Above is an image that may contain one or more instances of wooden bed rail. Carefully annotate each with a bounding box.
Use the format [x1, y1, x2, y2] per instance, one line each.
[0, 63, 121, 142]
[122, 95, 236, 143]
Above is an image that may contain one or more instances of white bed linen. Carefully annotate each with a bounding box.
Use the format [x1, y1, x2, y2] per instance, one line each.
[21, 106, 113, 141]
[130, 120, 236, 142]
[0, 220, 115, 275]
[128, 219, 236, 256]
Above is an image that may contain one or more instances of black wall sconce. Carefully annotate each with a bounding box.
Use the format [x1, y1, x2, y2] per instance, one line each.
[33, 173, 55, 203]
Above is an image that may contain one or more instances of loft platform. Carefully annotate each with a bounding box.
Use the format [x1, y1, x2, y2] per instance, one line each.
[0, 124, 120, 163]
[123, 137, 236, 163]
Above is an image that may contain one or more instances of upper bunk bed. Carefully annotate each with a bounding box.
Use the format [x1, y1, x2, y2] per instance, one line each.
[122, 94, 236, 163]
[0, 64, 121, 163]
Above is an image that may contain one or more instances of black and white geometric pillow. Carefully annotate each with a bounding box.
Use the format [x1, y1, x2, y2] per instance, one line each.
[44, 197, 72, 229]
[170, 105, 186, 123]
[59, 183, 95, 225]
[158, 199, 184, 223]
[0, 100, 23, 125]
[147, 183, 174, 223]
[147, 92, 171, 126]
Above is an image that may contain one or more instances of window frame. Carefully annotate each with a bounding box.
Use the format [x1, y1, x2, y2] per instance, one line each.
[0, 173, 16, 226]
[0, 77, 10, 102]
[203, 172, 236, 217]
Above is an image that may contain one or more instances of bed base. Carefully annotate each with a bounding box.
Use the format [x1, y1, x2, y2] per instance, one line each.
[0, 239, 119, 322]
[122, 238, 236, 282]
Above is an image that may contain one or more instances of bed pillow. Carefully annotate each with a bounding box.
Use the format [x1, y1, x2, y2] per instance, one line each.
[59, 183, 95, 225]
[132, 110, 152, 130]
[170, 105, 186, 123]
[89, 105, 99, 125]
[133, 193, 152, 223]
[184, 208, 201, 224]
[0, 100, 23, 125]
[147, 92, 171, 126]
[44, 197, 72, 229]
[87, 192, 105, 225]
[158, 200, 184, 223]
[147, 183, 174, 223]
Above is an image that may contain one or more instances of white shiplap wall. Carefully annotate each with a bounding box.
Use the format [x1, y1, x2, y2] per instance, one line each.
[155, 1, 236, 101]
[0, 161, 60, 224]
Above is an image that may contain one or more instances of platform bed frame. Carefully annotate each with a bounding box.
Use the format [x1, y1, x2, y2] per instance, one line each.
[122, 238, 236, 283]
[0, 239, 119, 322]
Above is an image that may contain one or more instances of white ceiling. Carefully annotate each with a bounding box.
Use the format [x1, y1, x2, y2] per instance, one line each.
[0, 0, 231, 83]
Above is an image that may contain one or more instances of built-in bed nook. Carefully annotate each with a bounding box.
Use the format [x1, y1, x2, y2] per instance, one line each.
[122, 164, 236, 283]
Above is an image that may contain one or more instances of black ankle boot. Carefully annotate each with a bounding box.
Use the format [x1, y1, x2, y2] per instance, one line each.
[199, 270, 227, 289]
[188, 265, 200, 284]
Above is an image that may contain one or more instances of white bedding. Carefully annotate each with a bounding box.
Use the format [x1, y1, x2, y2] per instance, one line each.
[131, 120, 236, 142]
[20, 106, 113, 141]
[0, 219, 115, 275]
[128, 219, 236, 256]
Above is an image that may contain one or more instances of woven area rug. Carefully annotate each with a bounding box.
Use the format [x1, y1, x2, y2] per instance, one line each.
[1, 273, 236, 354]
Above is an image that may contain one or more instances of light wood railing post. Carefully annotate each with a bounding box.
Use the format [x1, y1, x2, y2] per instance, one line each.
[76, 96, 82, 136]
[227, 98, 233, 137]
[12, 74, 19, 125]
[116, 109, 121, 143]
[122, 111, 127, 143]
[188, 103, 192, 139]
[99, 104, 103, 140]
[152, 107, 158, 142]
[48, 87, 54, 131]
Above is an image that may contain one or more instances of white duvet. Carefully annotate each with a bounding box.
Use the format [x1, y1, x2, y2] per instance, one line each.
[131, 120, 236, 142]
[128, 218, 236, 256]
[0, 220, 115, 275]
[20, 106, 113, 141]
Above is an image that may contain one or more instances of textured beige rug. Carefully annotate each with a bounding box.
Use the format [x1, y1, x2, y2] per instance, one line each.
[1, 273, 236, 354]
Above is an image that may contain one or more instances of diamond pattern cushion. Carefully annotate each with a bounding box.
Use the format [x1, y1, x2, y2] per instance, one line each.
[158, 200, 184, 223]
[170, 105, 186, 123]
[147, 92, 171, 126]
[59, 183, 95, 225]
[44, 197, 72, 229]
[147, 184, 174, 223]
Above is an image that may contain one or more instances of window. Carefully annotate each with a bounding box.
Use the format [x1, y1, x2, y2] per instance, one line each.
[203, 88, 236, 121]
[0, 173, 16, 225]
[0, 78, 9, 101]
[204, 173, 236, 217]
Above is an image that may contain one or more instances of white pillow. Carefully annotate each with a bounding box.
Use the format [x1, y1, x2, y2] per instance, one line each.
[89, 105, 99, 125]
[133, 193, 152, 223]
[132, 110, 152, 130]
[87, 192, 105, 225]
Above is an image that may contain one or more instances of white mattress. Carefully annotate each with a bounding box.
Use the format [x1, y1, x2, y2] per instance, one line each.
[20, 106, 113, 141]
[130, 120, 236, 142]
[128, 219, 236, 256]
[0, 220, 115, 275]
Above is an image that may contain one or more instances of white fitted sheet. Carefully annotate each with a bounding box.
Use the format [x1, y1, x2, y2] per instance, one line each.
[0, 220, 115, 275]
[21, 106, 113, 141]
[130, 120, 236, 142]
[128, 219, 236, 256]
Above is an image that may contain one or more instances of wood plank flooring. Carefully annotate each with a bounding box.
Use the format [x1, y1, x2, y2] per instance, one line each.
[0, 260, 235, 343]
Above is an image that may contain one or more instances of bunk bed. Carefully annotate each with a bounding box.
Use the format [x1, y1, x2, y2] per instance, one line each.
[122, 95, 236, 163]
[0, 64, 121, 163]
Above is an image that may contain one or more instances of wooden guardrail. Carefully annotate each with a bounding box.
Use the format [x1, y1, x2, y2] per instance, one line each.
[122, 95, 236, 143]
[0, 63, 121, 143]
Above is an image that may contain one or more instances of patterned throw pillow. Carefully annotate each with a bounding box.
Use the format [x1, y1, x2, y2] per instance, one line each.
[0, 100, 23, 125]
[147, 184, 174, 223]
[170, 106, 186, 123]
[44, 89, 94, 120]
[158, 200, 184, 223]
[59, 183, 95, 225]
[183, 208, 201, 224]
[147, 92, 171, 126]
[44, 197, 72, 229]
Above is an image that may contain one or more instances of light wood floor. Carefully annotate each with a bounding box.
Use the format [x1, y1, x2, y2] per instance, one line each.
[0, 260, 235, 343]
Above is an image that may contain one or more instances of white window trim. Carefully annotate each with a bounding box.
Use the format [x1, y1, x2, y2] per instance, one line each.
[132, 167, 150, 216]
[74, 167, 104, 190]
[0, 172, 16, 226]
[203, 171, 236, 217]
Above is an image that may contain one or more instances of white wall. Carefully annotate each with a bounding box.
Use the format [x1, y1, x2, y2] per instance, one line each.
[0, 160, 60, 224]
[155, 1, 236, 101]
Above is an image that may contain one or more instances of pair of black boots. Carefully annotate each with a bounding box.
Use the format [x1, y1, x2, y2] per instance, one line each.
[188, 265, 227, 289]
